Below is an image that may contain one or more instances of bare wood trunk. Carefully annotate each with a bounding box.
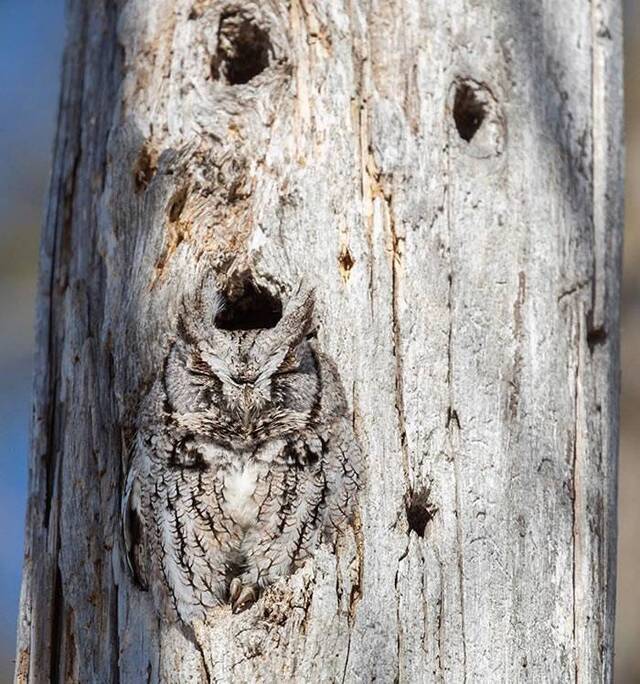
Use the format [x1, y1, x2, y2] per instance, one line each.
[16, 0, 623, 682]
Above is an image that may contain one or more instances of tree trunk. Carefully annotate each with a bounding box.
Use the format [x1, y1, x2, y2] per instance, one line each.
[16, 0, 623, 682]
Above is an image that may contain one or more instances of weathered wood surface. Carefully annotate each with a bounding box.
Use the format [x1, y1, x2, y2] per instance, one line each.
[16, 0, 623, 682]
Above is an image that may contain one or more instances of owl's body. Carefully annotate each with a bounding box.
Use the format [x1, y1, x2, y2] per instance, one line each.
[123, 289, 361, 623]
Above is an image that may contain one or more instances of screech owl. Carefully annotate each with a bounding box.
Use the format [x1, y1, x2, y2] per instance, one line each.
[122, 285, 361, 623]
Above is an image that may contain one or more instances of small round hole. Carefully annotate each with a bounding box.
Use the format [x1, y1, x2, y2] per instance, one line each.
[453, 82, 487, 142]
[338, 246, 355, 281]
[405, 487, 436, 538]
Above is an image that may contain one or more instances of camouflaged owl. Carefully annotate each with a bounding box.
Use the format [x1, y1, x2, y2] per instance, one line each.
[122, 285, 361, 623]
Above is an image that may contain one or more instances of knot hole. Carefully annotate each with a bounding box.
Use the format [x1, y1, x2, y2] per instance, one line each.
[212, 12, 272, 85]
[453, 81, 487, 142]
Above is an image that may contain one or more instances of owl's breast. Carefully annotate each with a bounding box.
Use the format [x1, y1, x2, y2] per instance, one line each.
[222, 462, 261, 529]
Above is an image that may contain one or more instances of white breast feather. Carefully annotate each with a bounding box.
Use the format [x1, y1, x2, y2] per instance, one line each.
[224, 463, 259, 529]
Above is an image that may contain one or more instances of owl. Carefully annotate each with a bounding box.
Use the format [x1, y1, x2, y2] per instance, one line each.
[122, 285, 361, 623]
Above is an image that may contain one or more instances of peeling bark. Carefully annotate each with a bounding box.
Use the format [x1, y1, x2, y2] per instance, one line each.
[17, 0, 622, 682]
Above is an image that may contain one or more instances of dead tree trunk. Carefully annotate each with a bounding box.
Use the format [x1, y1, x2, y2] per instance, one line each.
[16, 0, 623, 682]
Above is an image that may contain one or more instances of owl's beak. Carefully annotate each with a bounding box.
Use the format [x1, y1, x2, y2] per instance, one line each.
[241, 386, 252, 433]
[242, 408, 252, 432]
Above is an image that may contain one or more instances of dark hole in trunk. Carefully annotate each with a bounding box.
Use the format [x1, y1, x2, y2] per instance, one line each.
[215, 280, 282, 330]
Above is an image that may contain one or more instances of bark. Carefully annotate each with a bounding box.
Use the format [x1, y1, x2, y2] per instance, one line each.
[16, 0, 623, 682]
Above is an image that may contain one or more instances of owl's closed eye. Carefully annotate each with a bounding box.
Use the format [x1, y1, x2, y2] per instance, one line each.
[164, 289, 319, 447]
[122, 285, 362, 623]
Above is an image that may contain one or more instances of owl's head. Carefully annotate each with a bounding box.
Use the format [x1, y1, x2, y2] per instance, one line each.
[165, 287, 319, 449]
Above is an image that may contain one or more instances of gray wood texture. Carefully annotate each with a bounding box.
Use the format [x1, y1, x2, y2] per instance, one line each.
[16, 0, 623, 682]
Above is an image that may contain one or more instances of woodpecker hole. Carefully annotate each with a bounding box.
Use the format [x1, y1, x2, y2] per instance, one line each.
[453, 81, 488, 142]
[212, 12, 272, 85]
[215, 278, 282, 330]
[586, 324, 608, 351]
[405, 487, 436, 538]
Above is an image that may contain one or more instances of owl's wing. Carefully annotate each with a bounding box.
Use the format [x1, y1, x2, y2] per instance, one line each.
[122, 456, 149, 591]
[319, 415, 362, 540]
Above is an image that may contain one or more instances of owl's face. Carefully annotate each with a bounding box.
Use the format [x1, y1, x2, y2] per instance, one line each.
[164, 290, 319, 449]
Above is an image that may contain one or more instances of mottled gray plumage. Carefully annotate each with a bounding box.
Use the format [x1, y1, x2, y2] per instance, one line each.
[122, 286, 361, 623]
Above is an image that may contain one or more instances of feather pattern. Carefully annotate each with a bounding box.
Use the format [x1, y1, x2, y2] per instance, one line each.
[122, 287, 362, 622]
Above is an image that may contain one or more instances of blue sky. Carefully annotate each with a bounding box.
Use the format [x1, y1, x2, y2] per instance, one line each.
[0, 1, 64, 678]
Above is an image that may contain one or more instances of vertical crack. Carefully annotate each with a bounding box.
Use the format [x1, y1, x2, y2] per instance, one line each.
[590, 0, 606, 336]
[110, 583, 121, 684]
[341, 631, 352, 684]
[570, 311, 583, 684]
[389, 195, 410, 485]
[445, 81, 467, 679]
[49, 565, 64, 683]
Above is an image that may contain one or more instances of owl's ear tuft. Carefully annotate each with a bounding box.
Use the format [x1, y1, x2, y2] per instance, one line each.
[273, 288, 315, 353]
[194, 279, 226, 330]
[177, 276, 223, 339]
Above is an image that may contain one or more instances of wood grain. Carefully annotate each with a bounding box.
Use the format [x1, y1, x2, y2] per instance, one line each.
[16, 0, 623, 681]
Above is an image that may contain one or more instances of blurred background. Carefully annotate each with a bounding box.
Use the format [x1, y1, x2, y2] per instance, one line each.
[0, 1, 65, 680]
[0, 1, 637, 681]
